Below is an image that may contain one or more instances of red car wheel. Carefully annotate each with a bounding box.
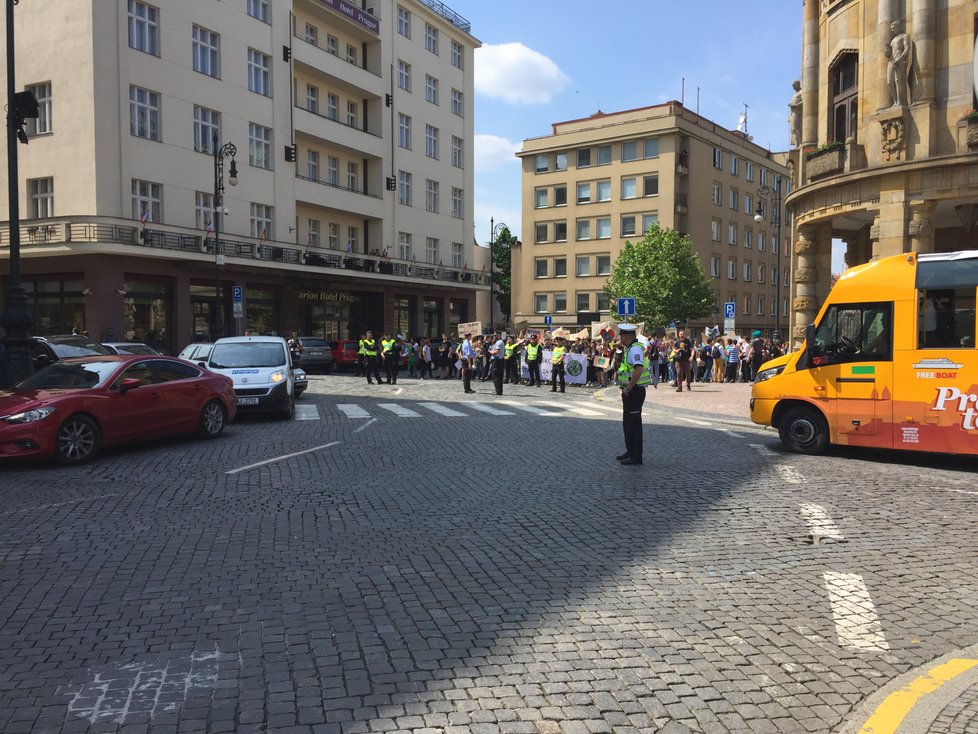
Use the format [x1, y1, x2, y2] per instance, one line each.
[54, 414, 101, 465]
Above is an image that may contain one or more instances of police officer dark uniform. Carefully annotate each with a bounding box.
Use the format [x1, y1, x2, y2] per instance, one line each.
[381, 333, 401, 384]
[617, 324, 651, 465]
[524, 334, 543, 387]
[489, 330, 506, 395]
[550, 336, 567, 393]
[360, 330, 383, 385]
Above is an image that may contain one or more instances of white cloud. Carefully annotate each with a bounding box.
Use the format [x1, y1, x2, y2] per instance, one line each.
[474, 134, 521, 172]
[475, 42, 570, 104]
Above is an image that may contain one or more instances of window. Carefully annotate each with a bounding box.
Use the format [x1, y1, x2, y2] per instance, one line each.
[535, 259, 548, 277]
[729, 189, 738, 210]
[535, 224, 548, 244]
[643, 175, 659, 197]
[128, 1, 159, 55]
[347, 161, 358, 191]
[247, 49, 270, 95]
[348, 225, 359, 251]
[744, 228, 752, 249]
[597, 145, 611, 165]
[425, 23, 439, 54]
[713, 147, 723, 169]
[743, 262, 751, 282]
[576, 256, 590, 277]
[757, 296, 764, 315]
[621, 140, 638, 162]
[760, 169, 769, 187]
[397, 231, 411, 259]
[397, 61, 411, 91]
[28, 178, 53, 219]
[742, 295, 751, 315]
[577, 148, 591, 167]
[250, 203, 273, 238]
[576, 182, 590, 204]
[330, 223, 341, 249]
[247, 0, 269, 22]
[711, 219, 721, 242]
[305, 84, 319, 113]
[535, 294, 548, 313]
[535, 188, 548, 208]
[712, 183, 722, 206]
[727, 224, 737, 245]
[597, 292, 610, 312]
[596, 218, 611, 239]
[425, 236, 438, 263]
[306, 219, 320, 246]
[596, 180, 611, 202]
[192, 26, 220, 77]
[425, 179, 439, 213]
[745, 162, 755, 182]
[425, 125, 439, 159]
[129, 86, 160, 141]
[346, 44, 358, 65]
[554, 186, 567, 206]
[193, 106, 219, 153]
[194, 191, 213, 229]
[710, 256, 720, 278]
[729, 155, 739, 176]
[643, 138, 659, 158]
[831, 53, 859, 143]
[919, 287, 976, 349]
[758, 232, 766, 252]
[131, 179, 161, 222]
[597, 255, 611, 275]
[451, 187, 462, 219]
[248, 123, 272, 169]
[554, 292, 567, 312]
[744, 194, 753, 216]
[555, 152, 568, 171]
[814, 302, 893, 361]
[451, 40, 463, 68]
[621, 215, 636, 236]
[398, 170, 412, 205]
[326, 34, 338, 56]
[576, 219, 590, 240]
[554, 221, 567, 242]
[642, 213, 659, 232]
[425, 75, 439, 105]
[757, 264, 765, 283]
[451, 136, 463, 168]
[451, 242, 463, 268]
[451, 89, 463, 116]
[346, 101, 358, 127]
[304, 23, 318, 45]
[727, 258, 736, 280]
[307, 149, 319, 180]
[326, 93, 338, 121]
[398, 114, 411, 149]
[621, 178, 637, 199]
[535, 154, 549, 174]
[26, 83, 52, 136]
[397, 6, 411, 37]
[327, 156, 339, 186]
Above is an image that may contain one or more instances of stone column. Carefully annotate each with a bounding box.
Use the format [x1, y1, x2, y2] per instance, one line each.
[801, 0, 820, 148]
[908, 199, 936, 254]
[912, 0, 935, 103]
[870, 215, 882, 259]
[791, 224, 820, 346]
[877, 0, 900, 111]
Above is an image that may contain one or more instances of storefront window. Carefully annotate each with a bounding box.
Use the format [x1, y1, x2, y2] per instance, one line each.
[449, 298, 468, 334]
[394, 297, 413, 338]
[422, 298, 442, 338]
[190, 283, 221, 342]
[18, 275, 86, 336]
[122, 276, 172, 352]
[246, 287, 279, 335]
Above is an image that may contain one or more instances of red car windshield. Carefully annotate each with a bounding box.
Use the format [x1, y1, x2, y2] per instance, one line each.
[16, 361, 121, 390]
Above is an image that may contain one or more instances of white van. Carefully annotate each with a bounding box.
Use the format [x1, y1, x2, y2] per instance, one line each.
[205, 336, 295, 419]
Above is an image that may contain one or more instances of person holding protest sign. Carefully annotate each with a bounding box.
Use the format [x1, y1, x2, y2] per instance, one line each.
[617, 324, 650, 465]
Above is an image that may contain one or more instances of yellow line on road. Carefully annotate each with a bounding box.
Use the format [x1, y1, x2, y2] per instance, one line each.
[858, 658, 978, 734]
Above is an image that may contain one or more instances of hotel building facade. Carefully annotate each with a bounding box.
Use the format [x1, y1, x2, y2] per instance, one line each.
[0, 0, 486, 353]
[514, 104, 791, 337]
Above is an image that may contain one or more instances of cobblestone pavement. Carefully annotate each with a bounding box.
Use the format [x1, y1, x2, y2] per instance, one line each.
[1, 372, 977, 733]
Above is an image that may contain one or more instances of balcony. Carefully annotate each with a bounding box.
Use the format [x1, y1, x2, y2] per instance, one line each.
[294, 106, 384, 158]
[417, 0, 471, 34]
[675, 192, 689, 214]
[294, 174, 385, 220]
[292, 33, 383, 94]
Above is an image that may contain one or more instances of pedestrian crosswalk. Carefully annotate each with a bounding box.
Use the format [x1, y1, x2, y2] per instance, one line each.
[303, 399, 619, 423]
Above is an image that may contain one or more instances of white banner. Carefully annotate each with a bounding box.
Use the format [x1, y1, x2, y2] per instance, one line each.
[520, 350, 587, 385]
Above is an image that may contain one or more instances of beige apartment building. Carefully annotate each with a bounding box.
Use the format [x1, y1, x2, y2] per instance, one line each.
[514, 103, 791, 338]
[786, 0, 978, 344]
[0, 0, 486, 353]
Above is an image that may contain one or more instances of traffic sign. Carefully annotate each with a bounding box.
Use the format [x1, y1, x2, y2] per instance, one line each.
[232, 285, 244, 303]
[723, 301, 736, 319]
[617, 297, 636, 316]
[544, 315, 553, 326]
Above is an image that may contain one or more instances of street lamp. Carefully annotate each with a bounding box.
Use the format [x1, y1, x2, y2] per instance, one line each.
[489, 217, 508, 333]
[212, 133, 238, 340]
[754, 174, 783, 345]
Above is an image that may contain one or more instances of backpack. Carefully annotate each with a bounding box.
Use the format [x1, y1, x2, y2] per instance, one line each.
[712, 344, 724, 360]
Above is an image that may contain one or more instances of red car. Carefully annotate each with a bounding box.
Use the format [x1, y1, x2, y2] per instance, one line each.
[328, 339, 410, 371]
[0, 355, 237, 465]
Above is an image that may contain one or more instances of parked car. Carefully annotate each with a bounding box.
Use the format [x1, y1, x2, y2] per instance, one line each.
[102, 342, 162, 356]
[293, 367, 307, 398]
[0, 355, 236, 465]
[204, 336, 296, 419]
[30, 335, 111, 370]
[327, 339, 409, 370]
[297, 337, 333, 373]
[177, 342, 214, 363]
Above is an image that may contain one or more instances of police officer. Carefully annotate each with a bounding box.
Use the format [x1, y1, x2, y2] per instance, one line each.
[361, 330, 383, 385]
[524, 333, 543, 387]
[460, 331, 476, 394]
[489, 330, 506, 395]
[381, 333, 400, 384]
[616, 324, 651, 465]
[355, 332, 367, 377]
[550, 335, 567, 393]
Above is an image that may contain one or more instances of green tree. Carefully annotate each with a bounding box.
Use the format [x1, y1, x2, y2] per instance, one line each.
[603, 223, 714, 327]
[491, 227, 517, 324]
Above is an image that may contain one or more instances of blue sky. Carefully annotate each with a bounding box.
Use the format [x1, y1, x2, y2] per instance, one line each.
[457, 1, 844, 271]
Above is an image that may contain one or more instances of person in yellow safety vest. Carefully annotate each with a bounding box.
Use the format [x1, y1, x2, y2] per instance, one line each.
[381, 333, 401, 385]
[550, 335, 568, 393]
[616, 323, 651, 465]
[361, 330, 383, 385]
[524, 333, 543, 387]
[503, 332, 528, 385]
[355, 332, 367, 376]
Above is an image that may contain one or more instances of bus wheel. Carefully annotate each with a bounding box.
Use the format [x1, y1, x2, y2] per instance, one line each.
[779, 406, 829, 455]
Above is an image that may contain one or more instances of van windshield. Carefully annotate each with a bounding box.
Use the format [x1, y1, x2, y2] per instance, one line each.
[209, 343, 287, 369]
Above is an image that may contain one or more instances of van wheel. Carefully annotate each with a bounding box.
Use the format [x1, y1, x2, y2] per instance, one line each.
[54, 414, 101, 465]
[198, 400, 226, 438]
[779, 406, 829, 455]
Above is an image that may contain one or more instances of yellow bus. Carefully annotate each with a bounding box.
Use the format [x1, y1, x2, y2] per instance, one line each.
[750, 250, 977, 455]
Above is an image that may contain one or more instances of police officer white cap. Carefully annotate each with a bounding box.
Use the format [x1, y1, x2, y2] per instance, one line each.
[619, 324, 638, 333]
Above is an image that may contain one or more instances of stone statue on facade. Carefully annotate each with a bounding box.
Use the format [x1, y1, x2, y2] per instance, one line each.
[788, 79, 802, 147]
[884, 20, 913, 108]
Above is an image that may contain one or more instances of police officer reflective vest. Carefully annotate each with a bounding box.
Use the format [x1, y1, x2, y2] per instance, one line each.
[362, 338, 377, 357]
[551, 346, 566, 365]
[618, 344, 651, 386]
[525, 343, 540, 361]
[382, 338, 394, 354]
[504, 343, 515, 359]
[358, 339, 367, 356]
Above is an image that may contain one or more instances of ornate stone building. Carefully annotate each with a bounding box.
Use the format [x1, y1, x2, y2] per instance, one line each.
[786, 0, 978, 344]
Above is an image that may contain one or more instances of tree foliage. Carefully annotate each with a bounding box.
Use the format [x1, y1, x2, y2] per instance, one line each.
[603, 223, 714, 327]
[491, 227, 517, 322]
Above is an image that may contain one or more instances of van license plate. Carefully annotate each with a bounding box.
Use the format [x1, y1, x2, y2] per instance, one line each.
[237, 397, 259, 406]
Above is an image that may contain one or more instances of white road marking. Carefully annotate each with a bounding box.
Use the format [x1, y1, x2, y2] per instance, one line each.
[378, 403, 422, 417]
[353, 418, 377, 433]
[822, 571, 889, 651]
[947, 488, 978, 496]
[466, 403, 515, 416]
[776, 465, 805, 485]
[717, 429, 743, 438]
[749, 442, 779, 457]
[418, 402, 468, 417]
[539, 401, 602, 416]
[393, 388, 404, 395]
[499, 400, 562, 416]
[294, 404, 320, 421]
[226, 442, 341, 475]
[800, 503, 845, 540]
[337, 404, 370, 419]
[676, 416, 712, 426]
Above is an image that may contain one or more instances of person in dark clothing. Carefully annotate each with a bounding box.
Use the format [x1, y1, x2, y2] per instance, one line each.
[673, 329, 693, 392]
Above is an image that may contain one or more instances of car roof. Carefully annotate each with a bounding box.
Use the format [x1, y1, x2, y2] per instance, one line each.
[214, 336, 287, 344]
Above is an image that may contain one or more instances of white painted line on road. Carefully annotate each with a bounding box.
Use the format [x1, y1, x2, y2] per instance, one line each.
[539, 401, 602, 416]
[717, 428, 743, 438]
[353, 418, 377, 433]
[337, 404, 370, 418]
[294, 404, 320, 421]
[378, 403, 422, 417]
[226, 442, 341, 475]
[776, 465, 805, 485]
[947, 488, 978, 496]
[499, 400, 561, 416]
[394, 388, 404, 395]
[676, 416, 712, 426]
[466, 403, 515, 416]
[749, 442, 779, 457]
[823, 571, 889, 651]
[418, 402, 467, 417]
[800, 503, 845, 540]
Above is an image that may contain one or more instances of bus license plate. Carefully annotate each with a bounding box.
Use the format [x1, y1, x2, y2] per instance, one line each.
[237, 397, 259, 406]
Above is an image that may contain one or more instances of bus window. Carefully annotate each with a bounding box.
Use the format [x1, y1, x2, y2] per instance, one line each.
[917, 287, 976, 349]
[812, 302, 892, 364]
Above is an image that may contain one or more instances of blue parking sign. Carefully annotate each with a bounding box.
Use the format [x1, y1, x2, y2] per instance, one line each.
[724, 301, 736, 319]
[232, 286, 244, 303]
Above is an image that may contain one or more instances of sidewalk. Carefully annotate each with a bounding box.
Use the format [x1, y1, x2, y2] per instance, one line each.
[594, 379, 757, 426]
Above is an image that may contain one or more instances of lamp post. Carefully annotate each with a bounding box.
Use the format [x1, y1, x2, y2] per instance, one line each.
[754, 174, 783, 345]
[488, 217, 508, 333]
[212, 132, 238, 340]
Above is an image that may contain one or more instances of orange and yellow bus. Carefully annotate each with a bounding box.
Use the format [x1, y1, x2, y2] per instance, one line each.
[750, 250, 977, 455]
